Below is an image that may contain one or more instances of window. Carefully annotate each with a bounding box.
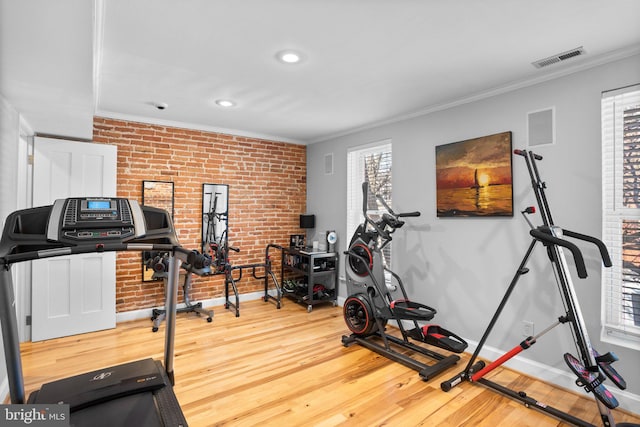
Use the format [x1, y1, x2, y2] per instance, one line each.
[346, 140, 392, 267]
[602, 84, 640, 349]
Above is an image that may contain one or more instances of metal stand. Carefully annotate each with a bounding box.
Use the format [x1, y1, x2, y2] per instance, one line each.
[223, 244, 283, 317]
[151, 269, 213, 332]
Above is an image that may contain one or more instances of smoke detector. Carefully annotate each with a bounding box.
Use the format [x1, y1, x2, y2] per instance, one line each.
[532, 46, 585, 69]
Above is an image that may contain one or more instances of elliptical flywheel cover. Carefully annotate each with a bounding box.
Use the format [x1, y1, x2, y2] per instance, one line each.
[349, 243, 372, 277]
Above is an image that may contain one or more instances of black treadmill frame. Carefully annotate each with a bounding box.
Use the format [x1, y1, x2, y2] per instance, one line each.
[0, 198, 188, 425]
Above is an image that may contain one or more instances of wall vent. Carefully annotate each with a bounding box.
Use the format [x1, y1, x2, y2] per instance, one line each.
[527, 107, 555, 147]
[324, 153, 334, 175]
[532, 46, 585, 69]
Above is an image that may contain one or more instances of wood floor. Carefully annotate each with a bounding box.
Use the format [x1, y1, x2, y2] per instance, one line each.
[18, 299, 640, 427]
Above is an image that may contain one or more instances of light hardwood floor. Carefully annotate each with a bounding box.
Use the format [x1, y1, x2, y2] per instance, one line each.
[18, 299, 640, 426]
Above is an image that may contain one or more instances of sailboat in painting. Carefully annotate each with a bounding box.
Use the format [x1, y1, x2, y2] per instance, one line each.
[470, 169, 480, 189]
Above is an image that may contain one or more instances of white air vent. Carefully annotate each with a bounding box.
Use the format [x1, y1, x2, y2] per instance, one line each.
[532, 46, 585, 68]
[324, 153, 334, 175]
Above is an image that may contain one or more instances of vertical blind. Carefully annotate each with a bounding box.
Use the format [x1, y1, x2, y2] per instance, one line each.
[601, 85, 640, 345]
[347, 140, 392, 267]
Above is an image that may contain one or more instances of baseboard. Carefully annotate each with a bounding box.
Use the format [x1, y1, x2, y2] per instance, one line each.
[117, 294, 640, 414]
[116, 290, 267, 323]
[338, 296, 639, 414]
[464, 339, 640, 414]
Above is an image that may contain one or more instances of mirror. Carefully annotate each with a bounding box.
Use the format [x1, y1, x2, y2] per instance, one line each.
[202, 184, 229, 272]
[142, 180, 174, 219]
[142, 180, 174, 281]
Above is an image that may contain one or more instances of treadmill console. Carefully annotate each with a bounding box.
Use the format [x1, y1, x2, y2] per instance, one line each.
[79, 198, 119, 220]
[47, 197, 147, 242]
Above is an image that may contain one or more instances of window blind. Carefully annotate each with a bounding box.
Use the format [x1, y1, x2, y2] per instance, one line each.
[601, 85, 640, 347]
[347, 140, 392, 267]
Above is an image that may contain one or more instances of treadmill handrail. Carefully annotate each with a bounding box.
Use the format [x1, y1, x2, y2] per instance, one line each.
[1, 243, 182, 266]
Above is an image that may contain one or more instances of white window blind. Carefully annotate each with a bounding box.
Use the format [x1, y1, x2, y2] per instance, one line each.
[347, 140, 392, 267]
[602, 84, 640, 348]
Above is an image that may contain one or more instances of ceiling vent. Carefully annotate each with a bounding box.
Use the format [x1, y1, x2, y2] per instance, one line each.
[532, 46, 585, 69]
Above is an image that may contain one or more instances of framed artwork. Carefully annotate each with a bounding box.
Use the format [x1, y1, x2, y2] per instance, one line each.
[435, 131, 513, 217]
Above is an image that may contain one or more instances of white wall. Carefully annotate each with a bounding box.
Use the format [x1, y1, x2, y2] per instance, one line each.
[0, 93, 22, 401]
[307, 54, 640, 411]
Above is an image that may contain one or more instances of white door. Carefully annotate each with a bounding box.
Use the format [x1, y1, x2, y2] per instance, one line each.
[31, 137, 117, 341]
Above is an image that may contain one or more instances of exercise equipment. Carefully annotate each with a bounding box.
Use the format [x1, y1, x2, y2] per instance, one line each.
[201, 186, 281, 316]
[441, 150, 638, 427]
[0, 197, 188, 426]
[175, 243, 282, 318]
[222, 243, 283, 316]
[202, 188, 229, 273]
[149, 250, 214, 332]
[342, 183, 467, 381]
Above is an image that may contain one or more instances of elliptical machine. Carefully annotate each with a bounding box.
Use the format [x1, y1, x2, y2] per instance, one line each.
[342, 182, 467, 381]
[441, 150, 638, 427]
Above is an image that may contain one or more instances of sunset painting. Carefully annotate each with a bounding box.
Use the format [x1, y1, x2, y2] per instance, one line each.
[436, 131, 513, 217]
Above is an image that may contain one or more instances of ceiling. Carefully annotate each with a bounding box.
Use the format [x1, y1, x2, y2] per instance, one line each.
[1, 1, 639, 144]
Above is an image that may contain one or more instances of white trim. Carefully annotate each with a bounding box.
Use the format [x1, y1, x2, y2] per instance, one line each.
[311, 45, 640, 144]
[115, 290, 267, 323]
[346, 138, 392, 154]
[334, 302, 640, 414]
[93, 0, 106, 112]
[95, 111, 305, 146]
[600, 325, 640, 352]
[464, 338, 640, 413]
[7, 294, 638, 412]
[601, 86, 640, 350]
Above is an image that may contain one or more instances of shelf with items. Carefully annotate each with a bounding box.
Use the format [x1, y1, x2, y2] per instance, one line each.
[281, 248, 338, 312]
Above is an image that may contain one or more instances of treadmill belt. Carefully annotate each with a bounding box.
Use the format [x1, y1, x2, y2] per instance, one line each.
[32, 358, 166, 410]
[71, 391, 162, 427]
[28, 359, 188, 426]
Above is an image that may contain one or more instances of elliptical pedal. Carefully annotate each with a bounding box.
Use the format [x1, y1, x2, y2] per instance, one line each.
[406, 325, 467, 353]
[564, 352, 619, 409]
[389, 299, 436, 321]
[592, 349, 627, 390]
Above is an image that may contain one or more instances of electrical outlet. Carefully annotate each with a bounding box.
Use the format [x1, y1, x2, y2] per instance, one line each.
[522, 320, 534, 337]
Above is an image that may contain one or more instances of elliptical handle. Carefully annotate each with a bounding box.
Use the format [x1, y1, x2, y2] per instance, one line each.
[530, 228, 588, 278]
[398, 211, 421, 217]
[514, 149, 543, 160]
[373, 188, 420, 219]
[563, 229, 613, 268]
[362, 182, 369, 217]
[515, 148, 543, 159]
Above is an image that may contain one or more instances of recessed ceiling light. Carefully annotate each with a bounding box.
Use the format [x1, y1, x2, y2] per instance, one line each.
[215, 99, 235, 108]
[276, 50, 303, 64]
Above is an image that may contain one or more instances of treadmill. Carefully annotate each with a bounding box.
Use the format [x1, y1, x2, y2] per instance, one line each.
[0, 197, 188, 426]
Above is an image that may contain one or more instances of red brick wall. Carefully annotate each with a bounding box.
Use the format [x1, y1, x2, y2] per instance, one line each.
[93, 117, 306, 312]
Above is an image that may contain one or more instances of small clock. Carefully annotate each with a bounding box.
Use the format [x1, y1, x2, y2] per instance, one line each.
[326, 231, 337, 252]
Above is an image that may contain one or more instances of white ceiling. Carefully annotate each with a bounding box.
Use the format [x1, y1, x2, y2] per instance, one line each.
[2, 0, 640, 144]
